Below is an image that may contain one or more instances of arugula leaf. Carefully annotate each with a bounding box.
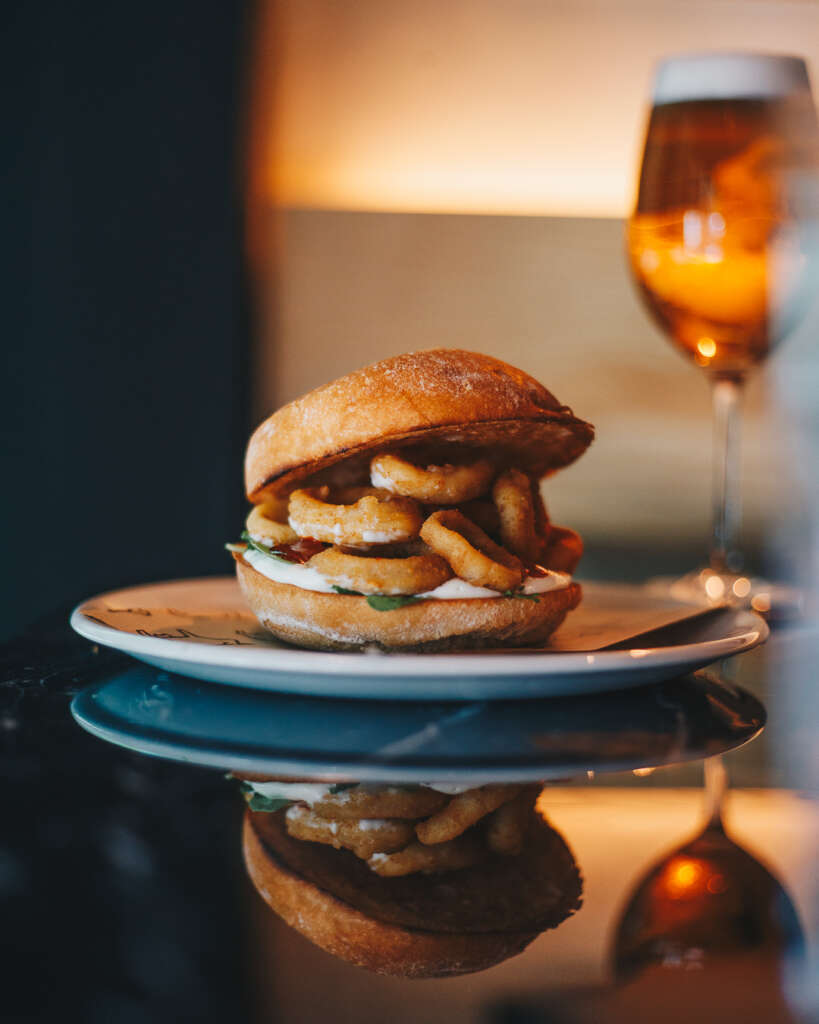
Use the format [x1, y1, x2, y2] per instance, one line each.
[366, 594, 423, 611]
[237, 779, 354, 811]
[238, 781, 293, 813]
[502, 590, 541, 602]
[239, 531, 290, 562]
[332, 585, 362, 596]
[245, 793, 294, 813]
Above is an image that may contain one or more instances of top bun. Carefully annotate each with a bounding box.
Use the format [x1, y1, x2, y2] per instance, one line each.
[246, 349, 594, 502]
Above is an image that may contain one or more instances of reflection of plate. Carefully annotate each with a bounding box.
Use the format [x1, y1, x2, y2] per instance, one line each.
[69, 577, 769, 701]
[70, 666, 766, 780]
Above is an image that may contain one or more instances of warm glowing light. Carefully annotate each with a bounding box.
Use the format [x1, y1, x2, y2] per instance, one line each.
[732, 576, 752, 598]
[252, 0, 656, 216]
[663, 857, 707, 898]
[629, 649, 650, 659]
[633, 767, 656, 777]
[752, 592, 772, 612]
[705, 575, 726, 600]
[696, 337, 717, 358]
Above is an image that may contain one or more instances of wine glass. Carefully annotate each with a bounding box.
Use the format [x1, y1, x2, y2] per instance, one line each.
[612, 757, 804, 982]
[627, 53, 819, 612]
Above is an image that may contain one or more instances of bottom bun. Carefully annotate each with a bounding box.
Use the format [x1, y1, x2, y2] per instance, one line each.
[235, 557, 581, 652]
[243, 809, 582, 979]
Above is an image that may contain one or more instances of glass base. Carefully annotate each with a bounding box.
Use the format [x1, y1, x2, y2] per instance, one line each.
[646, 568, 805, 622]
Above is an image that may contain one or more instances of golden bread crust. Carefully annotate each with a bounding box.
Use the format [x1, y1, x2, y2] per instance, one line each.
[242, 808, 582, 978]
[245, 349, 594, 502]
[235, 556, 581, 652]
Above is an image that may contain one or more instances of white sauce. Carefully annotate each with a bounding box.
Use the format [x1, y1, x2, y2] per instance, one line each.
[422, 783, 485, 795]
[247, 532, 271, 544]
[360, 529, 403, 544]
[243, 549, 337, 594]
[244, 547, 570, 600]
[249, 781, 334, 804]
[288, 518, 407, 546]
[369, 465, 396, 492]
[249, 780, 521, 806]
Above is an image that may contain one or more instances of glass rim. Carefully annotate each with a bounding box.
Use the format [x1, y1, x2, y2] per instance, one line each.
[652, 52, 811, 104]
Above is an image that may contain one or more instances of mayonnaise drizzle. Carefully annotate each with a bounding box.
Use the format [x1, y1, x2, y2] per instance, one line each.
[244, 780, 492, 804]
[243, 548, 570, 600]
[246, 781, 334, 804]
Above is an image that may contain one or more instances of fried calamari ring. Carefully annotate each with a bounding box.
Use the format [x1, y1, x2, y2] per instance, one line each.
[492, 469, 539, 562]
[484, 785, 541, 855]
[288, 487, 422, 547]
[367, 833, 487, 877]
[419, 510, 524, 592]
[246, 503, 298, 546]
[433, 500, 500, 539]
[539, 525, 583, 574]
[415, 784, 522, 845]
[285, 805, 414, 860]
[308, 546, 452, 596]
[311, 785, 450, 821]
[371, 453, 494, 504]
[533, 484, 550, 538]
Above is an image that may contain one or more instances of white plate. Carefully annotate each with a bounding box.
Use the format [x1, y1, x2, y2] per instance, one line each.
[69, 577, 768, 700]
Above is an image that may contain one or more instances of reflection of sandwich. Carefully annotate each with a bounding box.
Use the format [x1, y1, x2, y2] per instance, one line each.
[229, 349, 594, 651]
[239, 778, 583, 978]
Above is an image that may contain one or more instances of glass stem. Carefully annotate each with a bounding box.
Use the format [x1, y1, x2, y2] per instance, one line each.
[703, 756, 728, 831]
[710, 377, 744, 574]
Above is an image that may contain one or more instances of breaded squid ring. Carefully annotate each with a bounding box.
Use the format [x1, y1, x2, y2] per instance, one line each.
[371, 453, 494, 504]
[367, 833, 487, 877]
[414, 784, 522, 845]
[288, 487, 422, 547]
[420, 510, 524, 592]
[458, 499, 501, 538]
[246, 503, 298, 546]
[539, 524, 584, 574]
[285, 805, 415, 860]
[311, 785, 450, 821]
[484, 785, 541, 855]
[308, 546, 452, 596]
[492, 469, 539, 562]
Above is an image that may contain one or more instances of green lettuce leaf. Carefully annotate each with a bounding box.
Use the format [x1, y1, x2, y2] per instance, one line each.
[239, 531, 290, 562]
[366, 594, 423, 611]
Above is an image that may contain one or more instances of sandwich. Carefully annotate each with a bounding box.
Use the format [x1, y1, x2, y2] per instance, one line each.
[228, 348, 593, 651]
[238, 777, 583, 978]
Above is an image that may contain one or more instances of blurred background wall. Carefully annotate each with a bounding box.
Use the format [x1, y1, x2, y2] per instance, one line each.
[2, 1, 251, 641]
[247, 0, 819, 579]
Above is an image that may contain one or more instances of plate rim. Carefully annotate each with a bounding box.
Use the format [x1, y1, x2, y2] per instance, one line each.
[69, 578, 769, 681]
[69, 671, 767, 781]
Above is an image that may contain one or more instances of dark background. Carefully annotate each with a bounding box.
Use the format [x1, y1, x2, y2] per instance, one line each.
[2, 4, 254, 1022]
[2, 0, 252, 642]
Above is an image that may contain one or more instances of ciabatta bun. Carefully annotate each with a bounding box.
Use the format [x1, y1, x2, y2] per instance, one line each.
[242, 807, 582, 978]
[235, 556, 581, 652]
[245, 349, 593, 503]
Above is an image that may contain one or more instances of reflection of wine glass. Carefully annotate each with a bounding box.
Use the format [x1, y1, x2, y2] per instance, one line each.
[628, 54, 819, 610]
[612, 757, 804, 980]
